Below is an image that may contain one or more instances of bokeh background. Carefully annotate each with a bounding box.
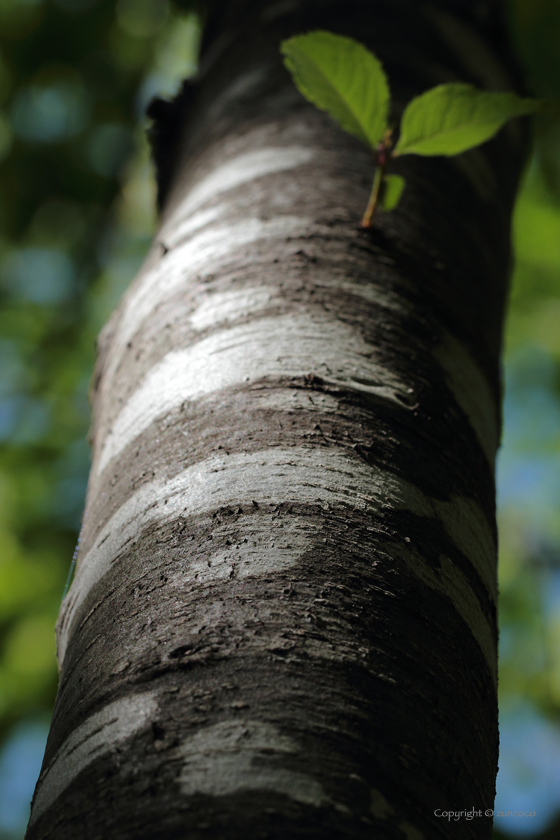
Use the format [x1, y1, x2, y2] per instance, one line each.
[0, 1, 559, 837]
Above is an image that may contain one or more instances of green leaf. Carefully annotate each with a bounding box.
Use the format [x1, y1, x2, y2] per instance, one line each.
[394, 83, 539, 157]
[281, 31, 390, 149]
[381, 174, 405, 210]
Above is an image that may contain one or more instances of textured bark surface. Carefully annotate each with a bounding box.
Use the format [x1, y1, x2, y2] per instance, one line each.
[28, 1, 528, 838]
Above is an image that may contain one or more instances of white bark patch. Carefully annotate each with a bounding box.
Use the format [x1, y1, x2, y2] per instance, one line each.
[253, 389, 340, 413]
[29, 692, 158, 826]
[58, 448, 496, 666]
[435, 334, 498, 467]
[200, 66, 272, 128]
[165, 514, 315, 588]
[96, 313, 411, 474]
[159, 205, 226, 249]
[106, 215, 309, 382]
[434, 495, 496, 598]
[392, 544, 496, 682]
[179, 720, 330, 807]
[314, 278, 405, 312]
[161, 147, 314, 247]
[189, 287, 276, 331]
[189, 280, 404, 333]
[60, 448, 409, 662]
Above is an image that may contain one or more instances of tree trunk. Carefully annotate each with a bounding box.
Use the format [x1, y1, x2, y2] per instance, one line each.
[27, 1, 528, 838]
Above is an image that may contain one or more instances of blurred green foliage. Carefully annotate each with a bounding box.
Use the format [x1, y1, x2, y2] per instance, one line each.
[493, 2, 560, 834]
[0, 0, 559, 837]
[499, 0, 560, 719]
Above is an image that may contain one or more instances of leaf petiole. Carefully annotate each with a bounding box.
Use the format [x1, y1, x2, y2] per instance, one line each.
[361, 163, 383, 228]
[361, 129, 393, 228]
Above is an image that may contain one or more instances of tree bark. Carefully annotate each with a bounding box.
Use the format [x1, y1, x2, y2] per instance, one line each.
[27, 1, 528, 838]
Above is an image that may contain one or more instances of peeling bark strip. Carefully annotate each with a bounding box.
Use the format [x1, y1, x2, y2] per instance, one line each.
[28, 1, 528, 838]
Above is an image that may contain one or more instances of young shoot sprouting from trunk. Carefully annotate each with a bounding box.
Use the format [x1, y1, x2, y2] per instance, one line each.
[281, 30, 540, 226]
